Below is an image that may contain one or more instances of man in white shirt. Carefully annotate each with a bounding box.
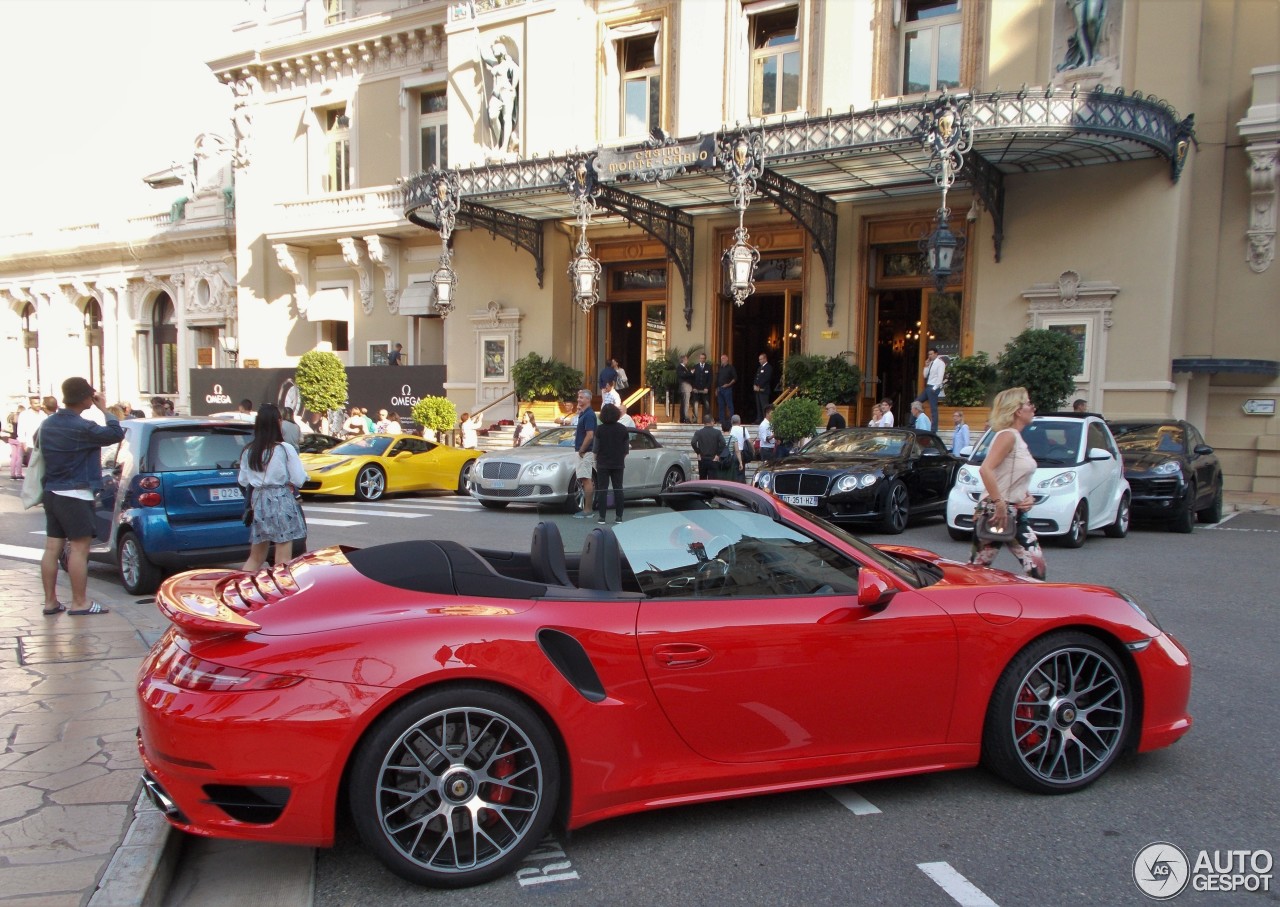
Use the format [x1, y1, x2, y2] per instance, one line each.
[757, 405, 777, 461]
[879, 398, 895, 428]
[601, 380, 622, 410]
[917, 348, 946, 431]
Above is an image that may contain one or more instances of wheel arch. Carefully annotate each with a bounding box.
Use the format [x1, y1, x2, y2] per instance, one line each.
[334, 677, 574, 840]
[979, 624, 1146, 756]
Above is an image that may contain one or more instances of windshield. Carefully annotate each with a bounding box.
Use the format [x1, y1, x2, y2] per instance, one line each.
[968, 420, 1082, 467]
[147, 427, 250, 471]
[783, 505, 926, 586]
[527, 426, 579, 447]
[798, 429, 908, 457]
[328, 436, 394, 457]
[1111, 423, 1185, 453]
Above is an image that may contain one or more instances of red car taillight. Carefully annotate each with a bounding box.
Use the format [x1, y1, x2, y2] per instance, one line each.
[154, 640, 301, 692]
[138, 475, 162, 507]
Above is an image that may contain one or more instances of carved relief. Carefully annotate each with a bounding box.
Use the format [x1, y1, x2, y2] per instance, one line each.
[364, 235, 402, 314]
[231, 76, 260, 168]
[339, 237, 376, 315]
[273, 244, 311, 317]
[1246, 145, 1277, 273]
[1022, 270, 1118, 330]
[184, 259, 236, 316]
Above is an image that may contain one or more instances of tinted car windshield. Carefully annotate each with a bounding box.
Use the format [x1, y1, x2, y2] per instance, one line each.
[1111, 423, 1185, 453]
[147, 427, 250, 472]
[799, 429, 907, 457]
[328, 436, 394, 456]
[968, 420, 1082, 467]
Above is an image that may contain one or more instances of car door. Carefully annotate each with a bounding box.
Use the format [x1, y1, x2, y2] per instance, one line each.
[622, 430, 660, 494]
[1082, 420, 1121, 525]
[385, 436, 432, 492]
[92, 426, 134, 545]
[1185, 424, 1218, 507]
[908, 433, 957, 510]
[629, 510, 958, 763]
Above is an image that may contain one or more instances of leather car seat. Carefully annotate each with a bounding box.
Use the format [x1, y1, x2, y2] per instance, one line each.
[578, 527, 623, 593]
[530, 521, 573, 587]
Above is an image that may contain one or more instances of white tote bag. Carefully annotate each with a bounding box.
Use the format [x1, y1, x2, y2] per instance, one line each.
[21, 442, 44, 509]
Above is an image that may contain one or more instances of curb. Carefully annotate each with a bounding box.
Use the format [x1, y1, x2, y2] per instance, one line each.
[89, 792, 182, 907]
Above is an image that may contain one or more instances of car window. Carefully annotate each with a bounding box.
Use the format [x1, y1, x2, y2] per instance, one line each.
[801, 429, 906, 457]
[392, 437, 429, 455]
[147, 427, 250, 472]
[528, 427, 578, 447]
[917, 434, 947, 456]
[629, 431, 657, 451]
[614, 510, 860, 599]
[329, 436, 394, 457]
[1087, 421, 1117, 455]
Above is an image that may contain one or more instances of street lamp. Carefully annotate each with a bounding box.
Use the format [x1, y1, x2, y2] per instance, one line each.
[719, 130, 764, 305]
[920, 93, 973, 291]
[219, 335, 239, 366]
[564, 157, 602, 312]
[425, 167, 461, 317]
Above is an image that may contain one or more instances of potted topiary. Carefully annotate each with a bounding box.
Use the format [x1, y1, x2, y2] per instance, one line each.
[942, 351, 997, 428]
[411, 396, 457, 443]
[512, 353, 584, 423]
[769, 397, 823, 452]
[996, 329, 1079, 412]
[784, 353, 861, 425]
[295, 350, 348, 429]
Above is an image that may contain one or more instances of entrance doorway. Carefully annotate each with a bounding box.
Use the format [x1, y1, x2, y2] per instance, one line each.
[724, 290, 801, 421]
[871, 288, 960, 417]
[593, 299, 667, 405]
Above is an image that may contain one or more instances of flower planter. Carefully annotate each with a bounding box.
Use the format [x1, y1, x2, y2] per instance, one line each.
[524, 401, 575, 424]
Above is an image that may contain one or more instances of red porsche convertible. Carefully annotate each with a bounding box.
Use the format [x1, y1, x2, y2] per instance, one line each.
[137, 482, 1191, 888]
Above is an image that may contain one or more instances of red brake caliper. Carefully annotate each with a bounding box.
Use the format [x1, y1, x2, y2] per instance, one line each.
[1015, 685, 1042, 752]
[480, 754, 516, 826]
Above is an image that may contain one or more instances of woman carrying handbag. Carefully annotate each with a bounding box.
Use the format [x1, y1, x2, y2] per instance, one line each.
[238, 403, 308, 572]
[969, 386, 1046, 580]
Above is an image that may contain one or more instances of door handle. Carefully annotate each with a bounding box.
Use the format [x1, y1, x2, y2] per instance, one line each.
[653, 643, 713, 668]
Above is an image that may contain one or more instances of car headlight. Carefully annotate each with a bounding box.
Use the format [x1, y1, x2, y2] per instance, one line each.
[1152, 461, 1182, 476]
[526, 461, 559, 478]
[1115, 588, 1163, 632]
[835, 475, 860, 493]
[957, 466, 981, 486]
[755, 471, 773, 490]
[1038, 470, 1076, 489]
[317, 458, 350, 472]
[859, 473, 879, 488]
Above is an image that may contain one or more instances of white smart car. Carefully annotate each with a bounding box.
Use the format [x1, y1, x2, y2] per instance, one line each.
[945, 413, 1130, 547]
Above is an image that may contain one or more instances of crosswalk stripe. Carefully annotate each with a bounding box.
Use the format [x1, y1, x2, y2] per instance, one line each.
[304, 518, 365, 527]
[0, 543, 44, 561]
[825, 787, 882, 815]
[365, 499, 481, 509]
[301, 506, 428, 518]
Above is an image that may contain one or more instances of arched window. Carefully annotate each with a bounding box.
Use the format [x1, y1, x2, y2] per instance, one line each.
[21, 302, 39, 393]
[84, 299, 105, 392]
[152, 293, 178, 394]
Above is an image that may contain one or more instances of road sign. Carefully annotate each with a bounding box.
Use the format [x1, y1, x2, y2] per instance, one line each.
[1242, 398, 1276, 415]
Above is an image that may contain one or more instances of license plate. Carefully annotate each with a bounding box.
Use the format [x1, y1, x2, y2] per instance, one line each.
[780, 494, 819, 507]
[211, 487, 244, 502]
[491, 480, 508, 490]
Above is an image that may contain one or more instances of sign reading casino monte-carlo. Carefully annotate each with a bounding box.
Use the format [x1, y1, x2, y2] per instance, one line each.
[592, 135, 717, 183]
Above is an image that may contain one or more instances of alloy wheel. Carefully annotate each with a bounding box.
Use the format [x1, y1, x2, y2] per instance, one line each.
[357, 466, 386, 501]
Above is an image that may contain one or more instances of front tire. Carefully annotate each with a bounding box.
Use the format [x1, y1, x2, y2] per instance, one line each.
[355, 465, 386, 502]
[948, 526, 972, 542]
[879, 481, 910, 534]
[348, 686, 560, 889]
[1169, 483, 1195, 533]
[1197, 483, 1223, 524]
[455, 459, 475, 496]
[560, 478, 583, 514]
[117, 531, 163, 595]
[1063, 502, 1088, 548]
[1103, 493, 1130, 538]
[982, 632, 1132, 793]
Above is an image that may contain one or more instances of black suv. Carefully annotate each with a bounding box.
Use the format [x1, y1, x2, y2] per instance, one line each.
[1109, 419, 1223, 532]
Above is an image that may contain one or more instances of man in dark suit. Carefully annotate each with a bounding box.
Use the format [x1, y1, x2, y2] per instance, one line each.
[752, 353, 773, 423]
[676, 354, 695, 423]
[690, 352, 712, 424]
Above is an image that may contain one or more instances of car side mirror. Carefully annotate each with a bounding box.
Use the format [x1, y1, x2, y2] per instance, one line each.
[1193, 444, 1214, 455]
[1087, 447, 1113, 462]
[857, 569, 898, 609]
[920, 448, 940, 457]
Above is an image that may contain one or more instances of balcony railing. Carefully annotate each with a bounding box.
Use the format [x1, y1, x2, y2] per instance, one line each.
[273, 184, 409, 233]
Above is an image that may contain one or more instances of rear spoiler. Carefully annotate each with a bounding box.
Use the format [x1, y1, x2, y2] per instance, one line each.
[156, 570, 261, 637]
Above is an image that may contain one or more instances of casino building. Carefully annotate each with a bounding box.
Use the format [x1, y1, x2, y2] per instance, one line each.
[2, 0, 1278, 491]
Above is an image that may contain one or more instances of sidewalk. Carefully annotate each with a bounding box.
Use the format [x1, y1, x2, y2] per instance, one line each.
[0, 561, 174, 907]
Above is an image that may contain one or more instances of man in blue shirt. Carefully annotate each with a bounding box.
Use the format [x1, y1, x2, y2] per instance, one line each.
[571, 389, 598, 518]
[910, 401, 932, 431]
[38, 377, 124, 617]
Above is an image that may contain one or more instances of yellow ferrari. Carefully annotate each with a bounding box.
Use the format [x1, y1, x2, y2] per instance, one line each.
[299, 434, 477, 501]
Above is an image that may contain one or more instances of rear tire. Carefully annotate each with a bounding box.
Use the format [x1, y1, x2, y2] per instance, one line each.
[1103, 493, 1130, 538]
[455, 459, 475, 496]
[117, 531, 163, 595]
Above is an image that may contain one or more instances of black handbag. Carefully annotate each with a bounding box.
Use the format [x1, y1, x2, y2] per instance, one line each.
[242, 486, 255, 526]
[974, 501, 1017, 542]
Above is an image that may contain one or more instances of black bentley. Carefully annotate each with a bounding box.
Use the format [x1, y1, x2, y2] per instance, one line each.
[751, 427, 962, 533]
[1108, 419, 1224, 532]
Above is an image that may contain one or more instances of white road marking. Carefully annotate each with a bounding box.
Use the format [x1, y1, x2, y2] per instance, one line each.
[824, 786, 882, 815]
[918, 862, 999, 906]
[302, 517, 364, 527]
[364, 499, 481, 510]
[300, 506, 427, 518]
[0, 543, 44, 561]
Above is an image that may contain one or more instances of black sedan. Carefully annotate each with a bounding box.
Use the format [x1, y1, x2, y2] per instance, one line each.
[1109, 420, 1223, 532]
[752, 428, 962, 533]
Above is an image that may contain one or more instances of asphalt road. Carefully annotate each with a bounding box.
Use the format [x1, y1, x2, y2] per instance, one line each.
[1, 486, 1275, 905]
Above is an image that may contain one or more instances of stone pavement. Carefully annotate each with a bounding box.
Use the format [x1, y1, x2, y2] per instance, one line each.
[0, 562, 172, 907]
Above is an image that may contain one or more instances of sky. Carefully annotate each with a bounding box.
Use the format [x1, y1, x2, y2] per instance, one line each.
[0, 0, 246, 232]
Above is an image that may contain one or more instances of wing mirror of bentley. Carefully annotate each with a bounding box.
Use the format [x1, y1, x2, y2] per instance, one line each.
[857, 569, 898, 609]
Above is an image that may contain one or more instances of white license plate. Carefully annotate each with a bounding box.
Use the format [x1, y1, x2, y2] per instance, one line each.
[780, 494, 819, 507]
[211, 487, 244, 501]
[490, 479, 508, 490]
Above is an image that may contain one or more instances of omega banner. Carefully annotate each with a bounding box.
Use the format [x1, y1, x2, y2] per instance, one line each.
[188, 366, 447, 419]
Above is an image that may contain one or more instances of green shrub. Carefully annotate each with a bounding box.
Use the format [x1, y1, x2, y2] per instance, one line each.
[784, 353, 861, 404]
[295, 350, 348, 414]
[769, 397, 823, 444]
[996, 329, 1079, 412]
[411, 396, 457, 434]
[645, 344, 705, 394]
[512, 353, 584, 402]
[943, 352, 997, 407]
